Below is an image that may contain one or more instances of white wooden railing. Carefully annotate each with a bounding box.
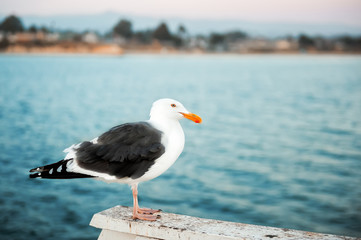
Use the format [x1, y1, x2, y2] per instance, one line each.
[90, 206, 356, 240]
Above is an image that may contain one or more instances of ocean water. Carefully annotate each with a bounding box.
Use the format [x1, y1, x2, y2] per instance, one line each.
[0, 54, 360, 239]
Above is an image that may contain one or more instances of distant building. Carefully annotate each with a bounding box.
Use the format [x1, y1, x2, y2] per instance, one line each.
[8, 32, 34, 43]
[5, 32, 59, 44]
[228, 38, 298, 53]
[228, 39, 274, 53]
[275, 39, 298, 51]
[45, 33, 59, 42]
[188, 37, 208, 50]
[82, 32, 98, 44]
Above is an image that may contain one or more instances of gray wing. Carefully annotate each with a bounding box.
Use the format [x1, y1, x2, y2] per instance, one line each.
[76, 122, 165, 179]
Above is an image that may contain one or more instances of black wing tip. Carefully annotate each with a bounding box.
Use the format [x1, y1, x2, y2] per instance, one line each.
[29, 159, 95, 179]
[29, 159, 70, 173]
[29, 167, 41, 173]
[29, 172, 41, 178]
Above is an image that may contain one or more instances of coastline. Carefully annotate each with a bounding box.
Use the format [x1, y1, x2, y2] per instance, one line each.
[1, 48, 361, 56]
[0, 43, 124, 55]
[1, 40, 361, 56]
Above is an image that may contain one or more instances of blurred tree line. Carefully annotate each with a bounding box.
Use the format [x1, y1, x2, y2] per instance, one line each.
[1, 14, 361, 52]
[111, 19, 186, 47]
[0, 15, 51, 34]
[0, 15, 52, 49]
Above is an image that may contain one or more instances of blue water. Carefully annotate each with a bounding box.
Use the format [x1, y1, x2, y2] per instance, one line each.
[0, 54, 360, 239]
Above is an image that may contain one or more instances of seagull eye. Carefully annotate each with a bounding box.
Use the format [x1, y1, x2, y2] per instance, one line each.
[171, 104, 176, 107]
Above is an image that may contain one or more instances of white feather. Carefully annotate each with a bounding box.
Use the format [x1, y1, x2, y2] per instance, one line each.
[63, 137, 98, 160]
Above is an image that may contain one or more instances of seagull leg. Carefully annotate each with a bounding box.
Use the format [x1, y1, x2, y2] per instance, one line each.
[131, 185, 159, 221]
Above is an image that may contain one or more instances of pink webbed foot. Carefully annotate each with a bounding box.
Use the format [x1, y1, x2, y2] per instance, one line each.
[137, 207, 162, 215]
[132, 210, 160, 221]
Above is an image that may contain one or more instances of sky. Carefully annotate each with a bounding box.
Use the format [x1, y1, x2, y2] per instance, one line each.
[2, 0, 361, 26]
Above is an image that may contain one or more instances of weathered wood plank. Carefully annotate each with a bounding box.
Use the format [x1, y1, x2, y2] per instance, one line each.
[90, 206, 357, 240]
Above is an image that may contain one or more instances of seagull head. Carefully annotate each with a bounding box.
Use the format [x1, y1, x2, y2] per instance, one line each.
[150, 98, 202, 123]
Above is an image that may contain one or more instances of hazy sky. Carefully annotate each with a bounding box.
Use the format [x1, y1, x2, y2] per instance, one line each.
[2, 0, 361, 26]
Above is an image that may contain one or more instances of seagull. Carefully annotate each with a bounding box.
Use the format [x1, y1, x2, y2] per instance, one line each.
[29, 98, 202, 221]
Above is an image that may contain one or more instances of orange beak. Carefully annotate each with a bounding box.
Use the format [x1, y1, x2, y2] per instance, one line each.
[180, 112, 202, 123]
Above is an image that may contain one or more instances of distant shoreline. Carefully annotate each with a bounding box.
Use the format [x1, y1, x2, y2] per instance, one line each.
[1, 42, 361, 56]
[1, 43, 361, 56]
[1, 50, 361, 56]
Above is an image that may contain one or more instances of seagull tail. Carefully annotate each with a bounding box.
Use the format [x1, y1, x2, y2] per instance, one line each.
[29, 159, 94, 179]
